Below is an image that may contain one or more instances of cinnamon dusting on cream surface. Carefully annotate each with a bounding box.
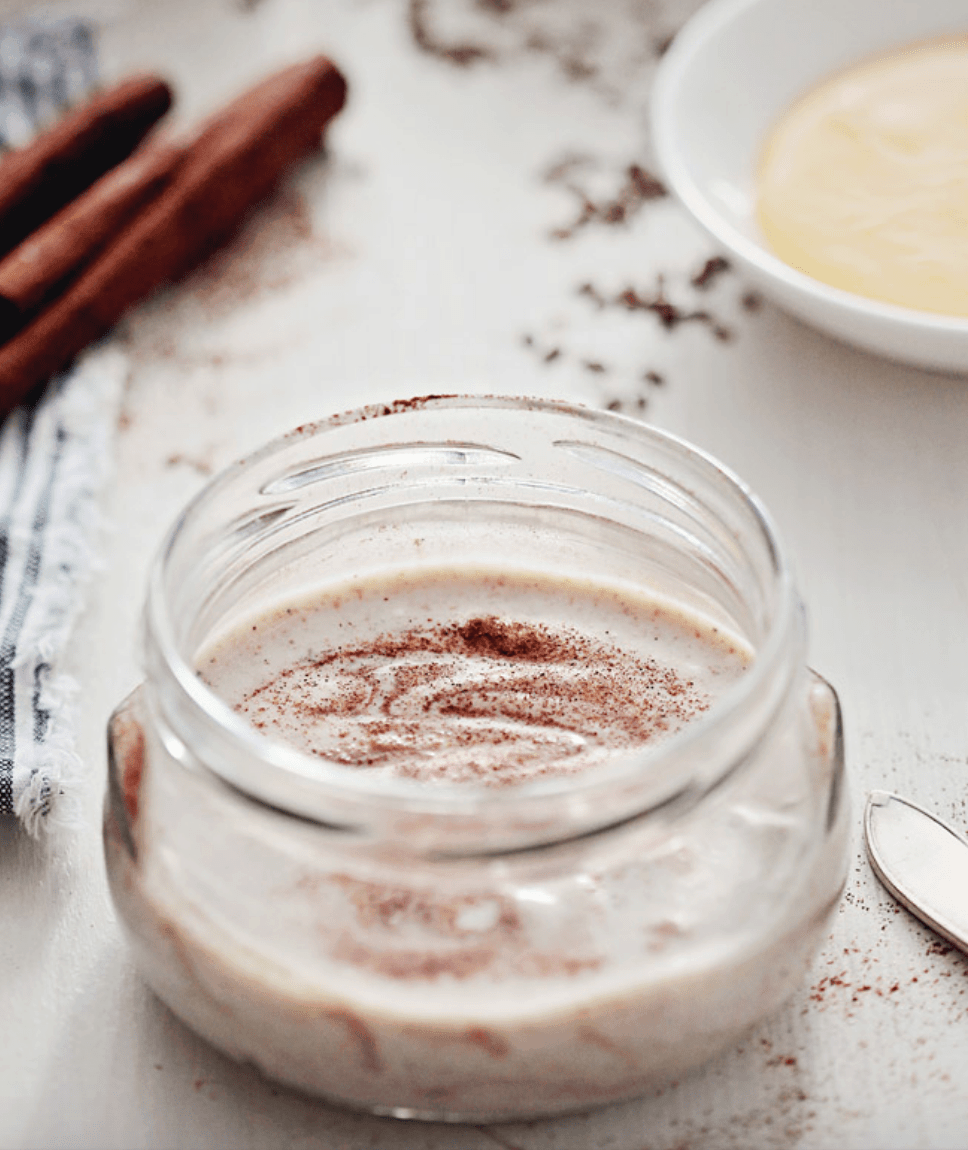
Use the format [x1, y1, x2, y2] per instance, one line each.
[198, 568, 749, 787]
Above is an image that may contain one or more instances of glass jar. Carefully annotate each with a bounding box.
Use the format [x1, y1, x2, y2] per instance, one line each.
[104, 395, 848, 1122]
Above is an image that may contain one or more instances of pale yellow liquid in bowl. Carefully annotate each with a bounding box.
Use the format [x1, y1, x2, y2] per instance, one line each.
[757, 36, 968, 317]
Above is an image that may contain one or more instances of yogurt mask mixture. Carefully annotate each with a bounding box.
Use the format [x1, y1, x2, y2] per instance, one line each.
[197, 566, 749, 787]
[107, 565, 840, 1118]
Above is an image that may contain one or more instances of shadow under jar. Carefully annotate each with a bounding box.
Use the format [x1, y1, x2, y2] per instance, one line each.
[104, 395, 848, 1122]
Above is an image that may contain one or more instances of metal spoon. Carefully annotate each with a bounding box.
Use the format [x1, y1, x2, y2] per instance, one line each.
[864, 790, 968, 954]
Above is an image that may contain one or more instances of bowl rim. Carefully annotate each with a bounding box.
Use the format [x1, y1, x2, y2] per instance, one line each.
[650, 0, 968, 339]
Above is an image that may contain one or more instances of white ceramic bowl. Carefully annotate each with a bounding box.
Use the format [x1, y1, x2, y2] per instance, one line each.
[652, 0, 968, 373]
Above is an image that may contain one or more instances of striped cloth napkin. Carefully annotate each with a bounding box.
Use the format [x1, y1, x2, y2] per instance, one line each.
[0, 19, 127, 835]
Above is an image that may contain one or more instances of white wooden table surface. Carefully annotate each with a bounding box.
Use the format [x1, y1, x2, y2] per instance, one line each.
[3, 1, 968, 1147]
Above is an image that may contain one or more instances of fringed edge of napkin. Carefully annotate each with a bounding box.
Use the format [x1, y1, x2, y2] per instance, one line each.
[9, 345, 127, 835]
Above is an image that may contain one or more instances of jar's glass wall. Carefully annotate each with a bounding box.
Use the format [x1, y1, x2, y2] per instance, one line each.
[106, 398, 848, 1122]
[144, 399, 801, 848]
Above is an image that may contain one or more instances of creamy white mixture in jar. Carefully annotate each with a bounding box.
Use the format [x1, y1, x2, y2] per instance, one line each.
[197, 567, 750, 786]
[105, 565, 843, 1119]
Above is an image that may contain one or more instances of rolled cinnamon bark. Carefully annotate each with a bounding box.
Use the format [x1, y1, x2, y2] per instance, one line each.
[0, 74, 173, 261]
[0, 55, 347, 413]
[0, 140, 186, 342]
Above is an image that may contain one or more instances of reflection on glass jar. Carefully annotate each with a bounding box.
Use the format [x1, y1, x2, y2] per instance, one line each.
[104, 396, 848, 1122]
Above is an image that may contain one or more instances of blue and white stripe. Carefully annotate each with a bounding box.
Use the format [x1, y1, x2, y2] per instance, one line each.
[0, 19, 126, 834]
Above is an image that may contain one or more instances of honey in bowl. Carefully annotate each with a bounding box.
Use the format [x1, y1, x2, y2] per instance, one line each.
[756, 35, 968, 317]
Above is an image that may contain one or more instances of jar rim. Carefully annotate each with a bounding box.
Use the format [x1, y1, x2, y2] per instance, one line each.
[144, 395, 803, 846]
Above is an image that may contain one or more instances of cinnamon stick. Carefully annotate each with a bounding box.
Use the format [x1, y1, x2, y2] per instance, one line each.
[0, 74, 173, 261]
[0, 55, 347, 412]
[0, 140, 186, 342]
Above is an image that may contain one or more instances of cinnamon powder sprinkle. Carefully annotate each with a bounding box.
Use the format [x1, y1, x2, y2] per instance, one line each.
[691, 256, 731, 290]
[548, 162, 667, 241]
[407, 0, 493, 67]
[578, 278, 733, 342]
[228, 613, 714, 787]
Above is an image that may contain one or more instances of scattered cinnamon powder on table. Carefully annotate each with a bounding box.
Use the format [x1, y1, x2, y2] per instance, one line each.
[407, 0, 494, 67]
[520, 249, 739, 412]
[404, 0, 681, 101]
[691, 255, 731, 290]
[181, 185, 330, 318]
[397, 0, 760, 404]
[545, 158, 666, 241]
[578, 276, 733, 342]
[114, 176, 345, 390]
